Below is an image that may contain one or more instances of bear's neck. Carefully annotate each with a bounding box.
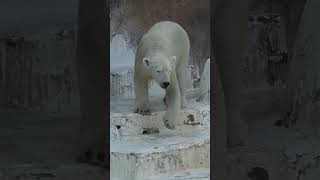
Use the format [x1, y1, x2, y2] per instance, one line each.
[145, 51, 168, 59]
[140, 36, 172, 56]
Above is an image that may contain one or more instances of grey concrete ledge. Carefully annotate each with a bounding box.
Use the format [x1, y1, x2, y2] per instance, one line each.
[110, 95, 210, 138]
[144, 168, 210, 180]
[110, 128, 209, 179]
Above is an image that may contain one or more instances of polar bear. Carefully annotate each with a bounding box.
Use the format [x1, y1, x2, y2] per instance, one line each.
[134, 21, 190, 129]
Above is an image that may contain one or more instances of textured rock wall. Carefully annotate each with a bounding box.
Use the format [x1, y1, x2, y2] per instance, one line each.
[243, 1, 290, 90]
[110, 0, 210, 74]
[284, 0, 320, 128]
[0, 28, 80, 114]
[109, 0, 292, 91]
[0, 0, 313, 117]
[245, 0, 320, 130]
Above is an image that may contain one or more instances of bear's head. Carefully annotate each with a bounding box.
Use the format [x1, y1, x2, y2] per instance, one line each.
[142, 55, 176, 89]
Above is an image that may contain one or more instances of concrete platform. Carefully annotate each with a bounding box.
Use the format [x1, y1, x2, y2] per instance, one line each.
[110, 89, 210, 180]
[110, 95, 210, 137]
[144, 168, 210, 180]
[110, 61, 210, 180]
[110, 128, 210, 180]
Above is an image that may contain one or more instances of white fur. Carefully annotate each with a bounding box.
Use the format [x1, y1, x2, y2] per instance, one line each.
[134, 21, 190, 129]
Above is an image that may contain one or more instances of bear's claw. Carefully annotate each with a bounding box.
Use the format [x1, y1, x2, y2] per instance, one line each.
[163, 119, 175, 129]
[135, 108, 151, 115]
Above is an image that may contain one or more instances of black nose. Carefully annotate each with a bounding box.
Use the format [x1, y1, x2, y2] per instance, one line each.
[162, 82, 170, 88]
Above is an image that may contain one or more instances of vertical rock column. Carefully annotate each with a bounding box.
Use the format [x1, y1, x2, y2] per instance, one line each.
[0, 42, 5, 105]
[285, 0, 320, 130]
[76, 0, 108, 165]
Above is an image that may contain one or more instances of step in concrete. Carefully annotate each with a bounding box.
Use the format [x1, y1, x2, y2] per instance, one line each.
[144, 168, 210, 180]
[110, 87, 205, 113]
[110, 128, 210, 180]
[110, 95, 210, 138]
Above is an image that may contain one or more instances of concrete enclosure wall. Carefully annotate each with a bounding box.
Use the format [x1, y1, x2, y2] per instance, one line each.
[0, 28, 80, 114]
[110, 0, 210, 74]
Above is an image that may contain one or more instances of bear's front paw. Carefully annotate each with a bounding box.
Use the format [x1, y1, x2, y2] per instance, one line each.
[163, 114, 176, 129]
[163, 119, 175, 129]
[134, 102, 151, 115]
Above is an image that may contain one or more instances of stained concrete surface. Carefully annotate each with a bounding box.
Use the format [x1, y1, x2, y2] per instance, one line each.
[0, 163, 107, 180]
[110, 95, 210, 179]
[227, 115, 320, 180]
[0, 110, 78, 165]
[0, 108, 108, 179]
[109, 59, 210, 179]
[0, 0, 109, 179]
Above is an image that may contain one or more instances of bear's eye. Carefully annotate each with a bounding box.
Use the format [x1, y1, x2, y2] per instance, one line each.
[156, 70, 161, 73]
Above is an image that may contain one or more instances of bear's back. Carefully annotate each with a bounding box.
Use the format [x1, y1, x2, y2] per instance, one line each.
[135, 21, 190, 68]
[146, 21, 189, 43]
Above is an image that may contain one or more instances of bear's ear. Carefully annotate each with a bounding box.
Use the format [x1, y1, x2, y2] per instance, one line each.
[142, 57, 151, 67]
[169, 56, 177, 68]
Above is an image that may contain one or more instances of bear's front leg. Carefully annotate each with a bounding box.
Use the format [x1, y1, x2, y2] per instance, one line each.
[176, 62, 188, 108]
[163, 72, 181, 129]
[134, 73, 151, 115]
[163, 95, 168, 107]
